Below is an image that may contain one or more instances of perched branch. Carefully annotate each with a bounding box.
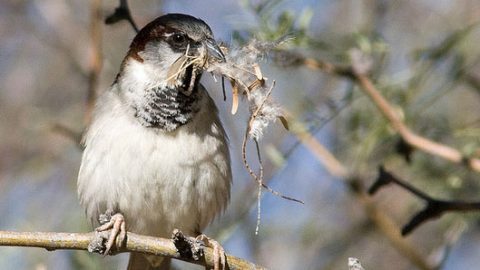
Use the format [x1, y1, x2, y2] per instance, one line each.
[369, 166, 480, 236]
[0, 230, 264, 270]
[276, 51, 480, 173]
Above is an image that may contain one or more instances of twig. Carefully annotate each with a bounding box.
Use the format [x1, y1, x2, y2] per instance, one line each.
[286, 117, 433, 270]
[241, 82, 304, 204]
[355, 188, 433, 270]
[221, 77, 227, 101]
[272, 50, 354, 79]
[286, 115, 349, 179]
[241, 123, 304, 205]
[254, 139, 263, 235]
[0, 230, 265, 270]
[282, 93, 355, 160]
[238, 80, 303, 236]
[355, 73, 480, 172]
[368, 166, 430, 199]
[369, 166, 480, 236]
[105, 0, 139, 33]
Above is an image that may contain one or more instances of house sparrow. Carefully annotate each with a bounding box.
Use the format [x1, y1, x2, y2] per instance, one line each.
[77, 13, 231, 270]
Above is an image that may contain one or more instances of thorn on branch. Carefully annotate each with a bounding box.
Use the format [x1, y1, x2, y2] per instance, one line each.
[368, 166, 395, 195]
[395, 138, 414, 164]
[105, 0, 139, 33]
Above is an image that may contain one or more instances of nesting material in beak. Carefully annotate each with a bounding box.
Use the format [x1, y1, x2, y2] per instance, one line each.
[165, 39, 225, 96]
[206, 37, 290, 140]
[166, 45, 205, 95]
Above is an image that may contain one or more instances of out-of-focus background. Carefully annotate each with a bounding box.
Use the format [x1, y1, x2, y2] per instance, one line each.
[1, 0, 480, 269]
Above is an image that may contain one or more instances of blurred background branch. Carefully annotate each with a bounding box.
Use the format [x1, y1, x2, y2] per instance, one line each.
[277, 51, 480, 172]
[288, 117, 434, 270]
[105, 0, 139, 32]
[370, 166, 480, 236]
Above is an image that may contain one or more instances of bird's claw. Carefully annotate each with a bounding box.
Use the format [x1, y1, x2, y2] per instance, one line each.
[172, 230, 226, 270]
[197, 234, 226, 270]
[94, 211, 126, 255]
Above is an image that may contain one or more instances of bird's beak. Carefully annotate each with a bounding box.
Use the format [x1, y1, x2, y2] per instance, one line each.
[204, 38, 226, 62]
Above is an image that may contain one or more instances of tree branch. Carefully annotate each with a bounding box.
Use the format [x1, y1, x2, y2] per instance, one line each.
[105, 0, 139, 33]
[0, 230, 265, 270]
[275, 51, 480, 173]
[287, 116, 349, 179]
[369, 166, 480, 236]
[286, 116, 434, 270]
[354, 73, 480, 172]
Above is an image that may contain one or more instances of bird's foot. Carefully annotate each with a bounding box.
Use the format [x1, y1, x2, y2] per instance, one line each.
[88, 210, 126, 255]
[197, 234, 226, 270]
[171, 229, 226, 270]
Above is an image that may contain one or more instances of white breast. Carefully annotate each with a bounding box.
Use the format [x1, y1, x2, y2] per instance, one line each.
[77, 85, 231, 237]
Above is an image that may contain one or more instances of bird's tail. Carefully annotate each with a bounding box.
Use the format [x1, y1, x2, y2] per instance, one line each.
[127, 252, 171, 270]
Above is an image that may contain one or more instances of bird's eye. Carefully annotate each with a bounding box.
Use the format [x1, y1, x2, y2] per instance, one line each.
[171, 33, 186, 45]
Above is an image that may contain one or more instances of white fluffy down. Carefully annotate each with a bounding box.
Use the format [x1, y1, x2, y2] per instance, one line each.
[207, 39, 285, 140]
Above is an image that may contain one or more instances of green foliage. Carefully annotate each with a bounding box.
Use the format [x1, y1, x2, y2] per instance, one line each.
[234, 0, 319, 49]
[234, 0, 480, 220]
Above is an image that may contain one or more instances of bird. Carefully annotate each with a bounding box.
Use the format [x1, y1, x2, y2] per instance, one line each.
[77, 13, 231, 270]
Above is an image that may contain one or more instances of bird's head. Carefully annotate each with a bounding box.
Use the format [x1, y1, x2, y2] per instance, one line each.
[119, 13, 224, 94]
